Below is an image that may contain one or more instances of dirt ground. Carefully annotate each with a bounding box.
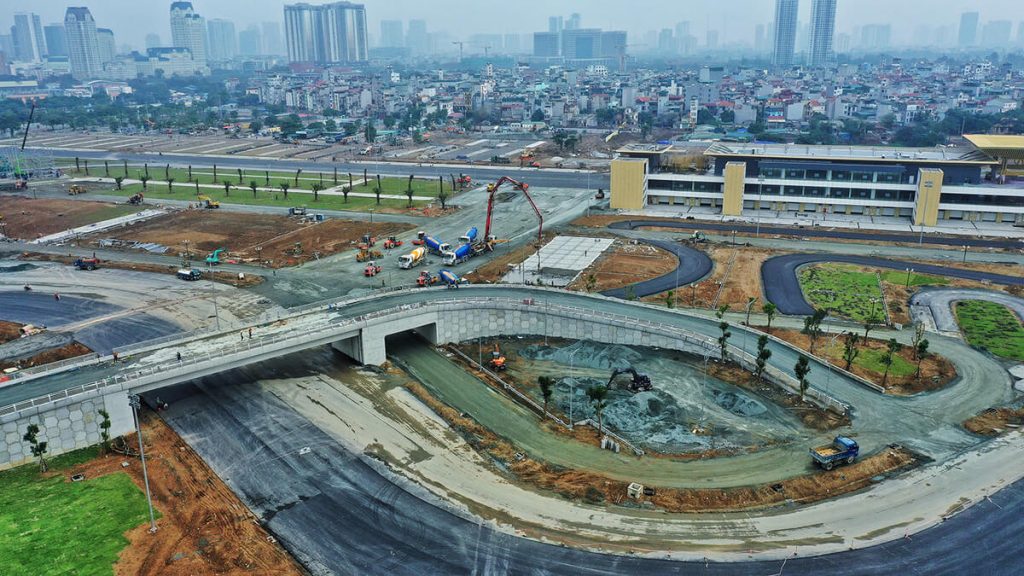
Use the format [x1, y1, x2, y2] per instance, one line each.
[963, 407, 1024, 436]
[640, 244, 774, 311]
[56, 411, 302, 576]
[0, 196, 138, 240]
[0, 320, 21, 345]
[565, 240, 677, 292]
[403, 378, 916, 513]
[0, 342, 91, 372]
[92, 209, 413, 268]
[765, 327, 957, 395]
[20, 253, 264, 287]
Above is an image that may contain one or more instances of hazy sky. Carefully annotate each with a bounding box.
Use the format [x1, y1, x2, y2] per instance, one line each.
[3, 1, 1022, 49]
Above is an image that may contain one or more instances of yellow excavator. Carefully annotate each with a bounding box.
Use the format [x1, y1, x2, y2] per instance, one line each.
[197, 195, 220, 209]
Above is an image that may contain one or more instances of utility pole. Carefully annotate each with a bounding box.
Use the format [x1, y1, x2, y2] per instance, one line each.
[128, 394, 157, 533]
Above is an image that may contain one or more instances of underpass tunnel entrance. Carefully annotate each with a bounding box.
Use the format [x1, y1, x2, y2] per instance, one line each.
[384, 324, 438, 357]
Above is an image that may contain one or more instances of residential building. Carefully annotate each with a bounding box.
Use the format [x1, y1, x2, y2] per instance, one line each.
[262, 22, 283, 55]
[145, 33, 162, 49]
[379, 20, 402, 48]
[533, 32, 559, 58]
[11, 13, 46, 61]
[808, 0, 836, 67]
[406, 19, 427, 55]
[239, 26, 261, 55]
[600, 31, 627, 59]
[772, 0, 798, 67]
[284, 2, 368, 64]
[170, 1, 207, 64]
[97, 28, 116, 64]
[207, 18, 237, 62]
[64, 7, 102, 79]
[981, 20, 1012, 49]
[860, 24, 891, 50]
[959, 12, 979, 47]
[43, 24, 67, 58]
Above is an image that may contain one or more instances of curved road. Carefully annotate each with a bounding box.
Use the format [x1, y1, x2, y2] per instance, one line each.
[600, 239, 712, 299]
[762, 253, 1024, 315]
[911, 287, 1024, 333]
[608, 219, 1024, 249]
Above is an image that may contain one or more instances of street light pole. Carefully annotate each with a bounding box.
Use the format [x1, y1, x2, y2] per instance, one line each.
[568, 348, 580, 430]
[128, 394, 157, 533]
[962, 245, 968, 263]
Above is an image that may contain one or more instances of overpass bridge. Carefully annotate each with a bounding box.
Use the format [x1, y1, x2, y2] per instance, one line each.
[0, 285, 1009, 472]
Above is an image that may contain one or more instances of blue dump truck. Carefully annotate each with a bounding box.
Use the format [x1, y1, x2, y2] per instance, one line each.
[459, 227, 478, 245]
[810, 436, 859, 470]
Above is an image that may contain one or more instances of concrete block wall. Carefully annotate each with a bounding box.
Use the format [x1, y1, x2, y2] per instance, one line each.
[0, 390, 135, 471]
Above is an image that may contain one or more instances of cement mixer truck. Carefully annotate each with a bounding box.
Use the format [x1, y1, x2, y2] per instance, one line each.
[459, 227, 478, 245]
[439, 269, 463, 289]
[443, 243, 473, 266]
[423, 235, 451, 256]
[399, 247, 426, 269]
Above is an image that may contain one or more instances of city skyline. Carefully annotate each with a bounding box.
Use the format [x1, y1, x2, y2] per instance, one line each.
[1, 0, 1022, 54]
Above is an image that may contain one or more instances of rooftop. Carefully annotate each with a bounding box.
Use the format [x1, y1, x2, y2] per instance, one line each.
[615, 143, 673, 155]
[704, 142, 994, 164]
[963, 134, 1024, 161]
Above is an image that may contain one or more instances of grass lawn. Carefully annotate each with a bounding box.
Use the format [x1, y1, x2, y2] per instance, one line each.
[855, 347, 917, 377]
[955, 300, 1024, 361]
[0, 448, 156, 576]
[878, 269, 950, 288]
[799, 264, 885, 322]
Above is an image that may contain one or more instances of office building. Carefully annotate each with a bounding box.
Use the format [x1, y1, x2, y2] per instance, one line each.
[43, 24, 67, 58]
[772, 0, 798, 67]
[261, 22, 283, 54]
[561, 28, 602, 60]
[11, 13, 47, 61]
[503, 33, 521, 54]
[959, 12, 979, 47]
[981, 20, 1012, 48]
[239, 26, 261, 55]
[566, 13, 581, 31]
[548, 16, 563, 34]
[207, 18, 237, 61]
[406, 19, 427, 55]
[284, 2, 368, 64]
[600, 31, 627, 59]
[170, 2, 207, 64]
[380, 20, 403, 47]
[860, 24, 891, 50]
[533, 32, 559, 58]
[610, 138, 1024, 227]
[97, 28, 116, 64]
[808, 0, 836, 66]
[145, 33, 162, 49]
[64, 7, 101, 79]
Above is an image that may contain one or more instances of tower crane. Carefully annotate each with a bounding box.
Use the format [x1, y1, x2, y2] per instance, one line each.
[484, 176, 543, 243]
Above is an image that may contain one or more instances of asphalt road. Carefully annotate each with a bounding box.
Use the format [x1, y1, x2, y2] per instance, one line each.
[0, 291, 119, 326]
[762, 253, 1024, 316]
[155, 354, 1024, 576]
[910, 287, 1024, 333]
[608, 219, 1024, 249]
[600, 239, 712, 299]
[44, 149, 609, 191]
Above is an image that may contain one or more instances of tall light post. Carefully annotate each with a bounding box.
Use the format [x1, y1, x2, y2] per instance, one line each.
[962, 245, 968, 263]
[568, 347, 581, 430]
[128, 394, 158, 533]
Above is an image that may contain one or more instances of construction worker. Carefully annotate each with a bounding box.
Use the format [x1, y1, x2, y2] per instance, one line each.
[54, 293, 60, 301]
[248, 327, 253, 339]
[176, 351, 182, 362]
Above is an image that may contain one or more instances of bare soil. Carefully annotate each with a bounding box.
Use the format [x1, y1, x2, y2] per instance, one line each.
[20, 253, 264, 287]
[0, 342, 91, 372]
[91, 209, 413, 268]
[0, 196, 138, 240]
[58, 411, 303, 576]
[567, 240, 677, 293]
[639, 244, 773, 311]
[963, 407, 1024, 436]
[0, 320, 22, 345]
[404, 380, 916, 513]
[765, 327, 957, 395]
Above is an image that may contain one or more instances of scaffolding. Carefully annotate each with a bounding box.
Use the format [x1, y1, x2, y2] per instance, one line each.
[0, 146, 58, 182]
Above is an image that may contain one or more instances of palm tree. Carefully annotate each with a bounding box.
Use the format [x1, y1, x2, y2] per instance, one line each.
[237, 168, 244, 183]
[311, 182, 323, 202]
[586, 385, 609, 434]
[249, 180, 259, 198]
[114, 176, 124, 190]
[140, 175, 150, 190]
[794, 356, 811, 400]
[279, 182, 290, 199]
[842, 332, 861, 370]
[538, 376, 554, 415]
[294, 168, 302, 187]
[405, 175, 415, 207]
[166, 177, 175, 193]
[222, 180, 232, 197]
[762, 302, 777, 334]
[881, 338, 902, 387]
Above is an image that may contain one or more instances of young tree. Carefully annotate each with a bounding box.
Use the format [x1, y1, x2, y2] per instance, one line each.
[311, 182, 323, 202]
[794, 355, 811, 400]
[374, 186, 382, 205]
[881, 338, 903, 387]
[212, 164, 217, 183]
[194, 181, 200, 195]
[114, 176, 124, 190]
[249, 180, 259, 198]
[915, 339, 930, 379]
[333, 167, 338, 185]
[188, 165, 193, 182]
[718, 321, 732, 361]
[23, 423, 48, 472]
[625, 285, 637, 301]
[762, 302, 777, 334]
[222, 180, 232, 196]
[279, 182, 290, 199]
[140, 175, 150, 190]
[342, 185, 350, 203]
[237, 168, 244, 183]
[166, 177, 175, 193]
[143, 163, 149, 178]
[585, 274, 597, 293]
[294, 168, 302, 187]
[104, 160, 110, 177]
[716, 304, 729, 319]
[755, 335, 772, 382]
[165, 164, 171, 181]
[586, 385, 609, 434]
[863, 315, 881, 341]
[83, 159, 90, 175]
[803, 308, 828, 354]
[405, 175, 415, 207]
[98, 409, 112, 455]
[911, 324, 926, 359]
[665, 290, 675, 309]
[842, 331, 861, 370]
[538, 376, 554, 414]
[265, 170, 271, 186]
[436, 186, 448, 210]
[745, 297, 757, 326]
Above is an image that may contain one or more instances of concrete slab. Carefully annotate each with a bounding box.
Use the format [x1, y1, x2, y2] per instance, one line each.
[502, 235, 614, 286]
